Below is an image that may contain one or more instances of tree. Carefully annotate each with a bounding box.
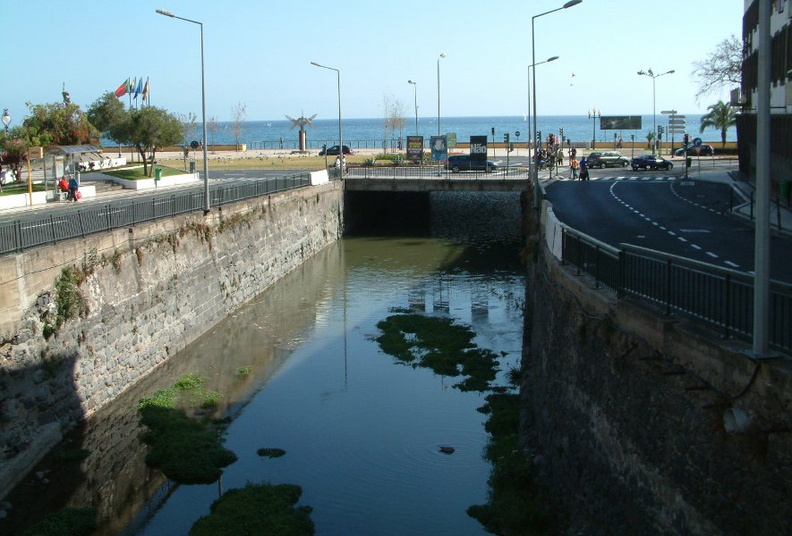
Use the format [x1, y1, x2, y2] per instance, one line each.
[231, 103, 246, 151]
[208, 116, 218, 152]
[22, 101, 96, 146]
[699, 101, 737, 147]
[691, 35, 743, 101]
[176, 112, 198, 167]
[0, 133, 29, 190]
[115, 107, 182, 176]
[381, 93, 406, 153]
[86, 92, 126, 142]
[645, 130, 656, 150]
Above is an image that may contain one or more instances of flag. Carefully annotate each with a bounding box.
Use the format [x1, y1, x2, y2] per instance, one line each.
[142, 77, 149, 103]
[126, 78, 134, 94]
[115, 78, 129, 98]
[134, 78, 144, 98]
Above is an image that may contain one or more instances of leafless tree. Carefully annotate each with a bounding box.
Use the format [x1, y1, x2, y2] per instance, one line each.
[691, 35, 743, 101]
[232, 103, 247, 151]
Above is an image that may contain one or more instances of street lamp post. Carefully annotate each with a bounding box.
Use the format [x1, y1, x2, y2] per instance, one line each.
[637, 68, 674, 153]
[408, 80, 418, 134]
[588, 108, 600, 149]
[156, 8, 210, 212]
[532, 0, 582, 209]
[527, 56, 559, 184]
[436, 53, 445, 136]
[311, 62, 342, 176]
[2, 109, 10, 132]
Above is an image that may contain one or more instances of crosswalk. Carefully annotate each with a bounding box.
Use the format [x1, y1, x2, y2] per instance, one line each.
[550, 175, 678, 182]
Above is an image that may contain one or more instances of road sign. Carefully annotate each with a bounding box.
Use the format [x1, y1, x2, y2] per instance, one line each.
[693, 137, 702, 147]
[668, 129, 685, 134]
[668, 120, 686, 126]
[661, 110, 678, 114]
[670, 115, 686, 119]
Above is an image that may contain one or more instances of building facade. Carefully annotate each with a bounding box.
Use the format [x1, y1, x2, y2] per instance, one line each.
[738, 0, 792, 201]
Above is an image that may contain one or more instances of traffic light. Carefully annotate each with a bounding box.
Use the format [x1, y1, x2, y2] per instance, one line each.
[683, 133, 689, 145]
[503, 133, 510, 143]
[559, 127, 564, 138]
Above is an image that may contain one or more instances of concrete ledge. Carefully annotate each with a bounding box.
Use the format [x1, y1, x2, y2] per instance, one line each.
[97, 171, 199, 190]
[0, 422, 61, 501]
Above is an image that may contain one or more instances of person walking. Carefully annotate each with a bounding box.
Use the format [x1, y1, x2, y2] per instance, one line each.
[569, 156, 579, 180]
[579, 156, 589, 181]
[67, 174, 79, 201]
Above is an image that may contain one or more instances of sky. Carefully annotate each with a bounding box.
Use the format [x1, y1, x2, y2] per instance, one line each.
[0, 0, 744, 125]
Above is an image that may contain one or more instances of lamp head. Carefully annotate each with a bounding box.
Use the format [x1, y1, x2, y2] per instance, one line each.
[637, 70, 645, 75]
[563, 0, 582, 7]
[548, 56, 560, 62]
[648, 68, 654, 76]
[408, 80, 415, 85]
[439, 52, 446, 59]
[2, 109, 10, 128]
[155, 8, 174, 17]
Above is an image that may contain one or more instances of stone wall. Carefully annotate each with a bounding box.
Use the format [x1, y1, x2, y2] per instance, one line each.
[522, 236, 792, 535]
[0, 181, 344, 499]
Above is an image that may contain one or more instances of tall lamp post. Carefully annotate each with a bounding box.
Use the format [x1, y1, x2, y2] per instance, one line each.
[637, 68, 674, 153]
[527, 56, 559, 183]
[588, 108, 600, 149]
[436, 53, 446, 136]
[311, 62, 342, 175]
[532, 0, 582, 209]
[2, 109, 10, 132]
[156, 8, 210, 212]
[407, 80, 418, 134]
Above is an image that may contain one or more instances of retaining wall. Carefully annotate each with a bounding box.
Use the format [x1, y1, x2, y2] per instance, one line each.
[0, 181, 344, 499]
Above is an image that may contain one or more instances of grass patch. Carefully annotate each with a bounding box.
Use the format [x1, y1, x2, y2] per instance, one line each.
[137, 374, 236, 484]
[375, 312, 499, 391]
[0, 182, 47, 196]
[22, 506, 97, 536]
[190, 482, 314, 536]
[235, 365, 253, 376]
[103, 166, 184, 180]
[467, 393, 562, 535]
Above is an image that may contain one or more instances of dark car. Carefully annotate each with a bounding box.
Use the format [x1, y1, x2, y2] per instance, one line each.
[319, 145, 354, 156]
[586, 151, 630, 168]
[674, 144, 714, 157]
[444, 154, 499, 173]
[631, 154, 674, 171]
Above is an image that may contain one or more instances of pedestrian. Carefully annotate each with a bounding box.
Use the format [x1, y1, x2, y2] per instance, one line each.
[67, 174, 79, 201]
[570, 156, 579, 180]
[579, 157, 589, 181]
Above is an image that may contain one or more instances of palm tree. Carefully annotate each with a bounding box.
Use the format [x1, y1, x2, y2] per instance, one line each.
[699, 101, 736, 148]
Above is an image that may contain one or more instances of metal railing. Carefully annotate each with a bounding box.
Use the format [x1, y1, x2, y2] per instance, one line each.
[0, 173, 312, 256]
[560, 226, 792, 354]
[351, 165, 529, 179]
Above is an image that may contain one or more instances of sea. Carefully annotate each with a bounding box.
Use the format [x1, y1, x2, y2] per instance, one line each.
[102, 114, 736, 151]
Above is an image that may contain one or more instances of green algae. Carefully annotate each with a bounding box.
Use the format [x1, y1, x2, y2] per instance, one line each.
[189, 483, 314, 536]
[375, 312, 499, 391]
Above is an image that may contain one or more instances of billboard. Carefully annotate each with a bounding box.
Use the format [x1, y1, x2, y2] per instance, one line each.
[406, 136, 424, 163]
[600, 115, 642, 130]
[470, 135, 488, 165]
[430, 136, 448, 162]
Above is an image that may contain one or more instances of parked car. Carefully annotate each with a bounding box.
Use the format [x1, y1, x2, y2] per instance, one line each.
[586, 151, 630, 168]
[631, 154, 674, 171]
[674, 144, 714, 157]
[444, 154, 499, 173]
[319, 145, 354, 156]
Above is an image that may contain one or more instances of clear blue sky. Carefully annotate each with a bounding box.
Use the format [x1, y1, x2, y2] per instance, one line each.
[1, 0, 743, 125]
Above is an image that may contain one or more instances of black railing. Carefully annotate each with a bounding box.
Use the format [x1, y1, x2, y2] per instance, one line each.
[351, 165, 529, 179]
[561, 226, 792, 354]
[0, 173, 312, 256]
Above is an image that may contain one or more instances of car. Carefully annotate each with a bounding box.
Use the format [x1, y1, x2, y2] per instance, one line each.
[674, 144, 715, 157]
[631, 154, 674, 171]
[444, 154, 499, 173]
[319, 145, 354, 156]
[585, 151, 630, 169]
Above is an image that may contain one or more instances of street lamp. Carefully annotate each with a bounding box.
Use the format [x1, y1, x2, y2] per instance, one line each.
[532, 0, 582, 209]
[588, 108, 600, 149]
[527, 56, 559, 182]
[156, 8, 210, 212]
[407, 80, 418, 134]
[637, 68, 674, 153]
[311, 62, 342, 175]
[2, 109, 10, 132]
[436, 53, 446, 136]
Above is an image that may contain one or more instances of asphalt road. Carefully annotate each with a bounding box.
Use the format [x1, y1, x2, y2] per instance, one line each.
[545, 176, 792, 283]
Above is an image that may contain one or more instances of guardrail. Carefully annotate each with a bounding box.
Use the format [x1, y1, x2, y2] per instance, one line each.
[0, 173, 312, 256]
[556, 221, 792, 354]
[351, 165, 529, 179]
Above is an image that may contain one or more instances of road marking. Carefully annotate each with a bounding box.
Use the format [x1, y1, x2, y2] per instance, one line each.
[679, 229, 711, 233]
[706, 252, 719, 259]
[725, 260, 740, 268]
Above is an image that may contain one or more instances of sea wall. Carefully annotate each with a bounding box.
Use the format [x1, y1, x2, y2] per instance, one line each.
[522, 209, 792, 535]
[0, 181, 344, 499]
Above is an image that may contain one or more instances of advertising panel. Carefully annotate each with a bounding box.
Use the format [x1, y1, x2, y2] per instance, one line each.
[430, 136, 448, 162]
[600, 116, 642, 130]
[469, 135, 487, 165]
[406, 136, 424, 163]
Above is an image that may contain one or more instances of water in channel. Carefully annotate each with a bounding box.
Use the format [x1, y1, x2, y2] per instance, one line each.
[12, 192, 526, 535]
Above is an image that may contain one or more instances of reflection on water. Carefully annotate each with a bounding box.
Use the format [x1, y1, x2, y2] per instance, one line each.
[4, 192, 526, 536]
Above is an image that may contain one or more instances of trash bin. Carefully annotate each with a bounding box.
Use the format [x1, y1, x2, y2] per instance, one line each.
[155, 167, 162, 180]
[189, 161, 196, 173]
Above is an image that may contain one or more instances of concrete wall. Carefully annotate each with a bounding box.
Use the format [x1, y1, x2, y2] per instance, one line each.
[0, 181, 344, 499]
[522, 217, 792, 535]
